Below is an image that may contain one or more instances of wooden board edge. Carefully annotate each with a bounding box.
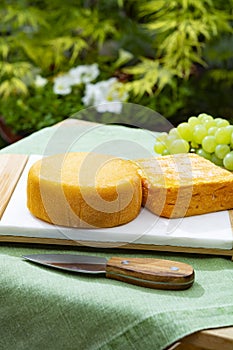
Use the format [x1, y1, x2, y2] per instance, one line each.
[0, 154, 28, 219]
[179, 326, 233, 350]
[0, 235, 232, 259]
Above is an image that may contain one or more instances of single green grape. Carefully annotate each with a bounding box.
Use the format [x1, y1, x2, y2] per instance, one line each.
[177, 122, 192, 141]
[191, 141, 199, 149]
[154, 142, 166, 154]
[215, 144, 230, 159]
[166, 134, 179, 148]
[202, 118, 216, 129]
[202, 135, 216, 153]
[223, 151, 233, 171]
[169, 139, 189, 154]
[193, 125, 207, 144]
[215, 118, 230, 128]
[188, 116, 200, 131]
[188, 116, 199, 125]
[211, 154, 223, 167]
[200, 114, 213, 120]
[196, 148, 212, 160]
[225, 125, 233, 146]
[200, 114, 214, 126]
[208, 126, 217, 135]
[215, 126, 231, 145]
[169, 128, 180, 137]
[225, 125, 233, 134]
[197, 113, 211, 122]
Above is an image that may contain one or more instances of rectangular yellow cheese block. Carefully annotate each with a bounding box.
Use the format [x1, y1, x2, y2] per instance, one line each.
[136, 153, 233, 218]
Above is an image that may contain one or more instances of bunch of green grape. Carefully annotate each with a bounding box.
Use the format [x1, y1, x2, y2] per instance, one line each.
[154, 113, 233, 171]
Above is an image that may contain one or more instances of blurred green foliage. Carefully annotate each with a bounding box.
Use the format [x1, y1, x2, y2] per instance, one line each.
[0, 0, 232, 139]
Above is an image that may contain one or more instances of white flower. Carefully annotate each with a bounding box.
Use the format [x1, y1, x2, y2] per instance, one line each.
[69, 63, 99, 85]
[34, 75, 48, 88]
[52, 64, 100, 95]
[53, 74, 72, 95]
[82, 83, 102, 106]
[82, 77, 128, 113]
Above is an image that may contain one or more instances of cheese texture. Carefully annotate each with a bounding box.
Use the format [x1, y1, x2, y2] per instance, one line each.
[27, 152, 142, 228]
[135, 153, 233, 218]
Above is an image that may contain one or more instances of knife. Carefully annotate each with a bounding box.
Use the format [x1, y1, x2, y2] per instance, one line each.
[22, 254, 195, 290]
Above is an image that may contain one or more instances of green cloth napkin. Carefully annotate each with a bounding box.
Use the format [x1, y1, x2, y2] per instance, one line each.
[0, 121, 233, 350]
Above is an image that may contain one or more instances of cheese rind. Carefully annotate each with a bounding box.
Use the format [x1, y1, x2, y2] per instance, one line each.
[27, 152, 142, 228]
[135, 153, 233, 218]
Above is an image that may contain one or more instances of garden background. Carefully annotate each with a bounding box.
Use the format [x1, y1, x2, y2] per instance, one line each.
[0, 0, 232, 148]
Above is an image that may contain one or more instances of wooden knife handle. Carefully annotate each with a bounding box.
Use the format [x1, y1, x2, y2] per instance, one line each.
[106, 257, 194, 290]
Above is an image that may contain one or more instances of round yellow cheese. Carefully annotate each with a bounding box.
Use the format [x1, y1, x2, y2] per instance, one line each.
[27, 152, 142, 228]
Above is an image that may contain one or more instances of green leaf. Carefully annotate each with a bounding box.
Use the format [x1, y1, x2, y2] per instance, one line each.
[113, 49, 134, 69]
[4, 5, 48, 29]
[123, 58, 174, 96]
[139, 0, 167, 16]
[157, 69, 173, 92]
[146, 20, 177, 32]
[0, 61, 33, 78]
[0, 77, 28, 98]
[0, 39, 10, 59]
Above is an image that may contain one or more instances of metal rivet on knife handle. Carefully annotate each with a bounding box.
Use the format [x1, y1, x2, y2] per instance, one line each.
[105, 257, 195, 290]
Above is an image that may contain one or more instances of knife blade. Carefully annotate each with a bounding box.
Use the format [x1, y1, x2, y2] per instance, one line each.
[22, 254, 195, 290]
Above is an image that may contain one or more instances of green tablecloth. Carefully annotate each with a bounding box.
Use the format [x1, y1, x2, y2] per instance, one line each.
[1, 120, 233, 350]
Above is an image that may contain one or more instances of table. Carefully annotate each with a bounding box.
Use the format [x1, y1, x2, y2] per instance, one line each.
[0, 118, 233, 350]
[169, 326, 233, 350]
